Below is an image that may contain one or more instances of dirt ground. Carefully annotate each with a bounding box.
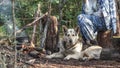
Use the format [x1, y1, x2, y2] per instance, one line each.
[31, 57, 120, 68]
[0, 45, 120, 68]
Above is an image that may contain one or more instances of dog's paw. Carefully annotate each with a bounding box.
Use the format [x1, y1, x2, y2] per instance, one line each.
[45, 55, 52, 59]
[64, 56, 70, 60]
[82, 57, 91, 62]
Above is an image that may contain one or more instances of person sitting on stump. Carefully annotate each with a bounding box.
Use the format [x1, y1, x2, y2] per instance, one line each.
[77, 0, 117, 45]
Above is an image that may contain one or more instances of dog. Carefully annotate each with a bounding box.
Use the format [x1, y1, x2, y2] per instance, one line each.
[80, 45, 102, 61]
[46, 25, 83, 60]
[46, 25, 102, 61]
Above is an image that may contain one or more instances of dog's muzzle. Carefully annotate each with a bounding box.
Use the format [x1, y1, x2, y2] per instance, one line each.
[69, 39, 72, 44]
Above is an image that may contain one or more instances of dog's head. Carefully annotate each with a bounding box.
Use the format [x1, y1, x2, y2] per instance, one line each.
[62, 25, 80, 45]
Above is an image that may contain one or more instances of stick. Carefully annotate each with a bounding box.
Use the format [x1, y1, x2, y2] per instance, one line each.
[21, 61, 36, 68]
[15, 12, 48, 34]
[40, 0, 51, 48]
[30, 4, 41, 47]
[12, 0, 17, 68]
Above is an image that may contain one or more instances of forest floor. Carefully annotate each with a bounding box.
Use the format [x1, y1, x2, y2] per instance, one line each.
[0, 45, 120, 68]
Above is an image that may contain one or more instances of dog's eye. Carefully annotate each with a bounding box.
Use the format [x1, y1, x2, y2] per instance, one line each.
[67, 34, 70, 36]
[72, 34, 75, 36]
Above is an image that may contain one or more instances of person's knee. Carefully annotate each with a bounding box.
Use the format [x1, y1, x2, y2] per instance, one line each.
[77, 14, 84, 19]
[77, 14, 85, 25]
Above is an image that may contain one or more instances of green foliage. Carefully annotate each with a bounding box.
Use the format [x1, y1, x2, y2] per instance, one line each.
[15, 0, 82, 27]
[62, 0, 82, 27]
[0, 14, 6, 36]
[0, 25, 7, 36]
[0, 0, 82, 40]
[0, 14, 5, 26]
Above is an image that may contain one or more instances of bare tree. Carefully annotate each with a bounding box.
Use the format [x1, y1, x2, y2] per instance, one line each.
[12, 0, 17, 68]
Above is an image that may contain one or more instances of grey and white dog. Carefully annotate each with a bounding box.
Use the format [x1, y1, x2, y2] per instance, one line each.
[46, 25, 102, 60]
[46, 25, 82, 60]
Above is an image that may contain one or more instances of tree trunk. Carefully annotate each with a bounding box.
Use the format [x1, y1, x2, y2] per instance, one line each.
[97, 30, 113, 48]
[45, 16, 59, 54]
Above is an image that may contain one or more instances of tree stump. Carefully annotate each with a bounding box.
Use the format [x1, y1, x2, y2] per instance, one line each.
[97, 30, 113, 48]
[45, 16, 59, 53]
[41, 15, 59, 54]
[97, 32, 120, 60]
[112, 36, 120, 51]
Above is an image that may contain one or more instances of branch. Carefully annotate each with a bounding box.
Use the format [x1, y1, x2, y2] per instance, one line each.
[15, 12, 48, 34]
[30, 4, 41, 47]
[40, 0, 51, 48]
[12, 0, 17, 68]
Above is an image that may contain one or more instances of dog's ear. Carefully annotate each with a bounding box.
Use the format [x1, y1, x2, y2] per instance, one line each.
[62, 25, 68, 33]
[75, 26, 80, 34]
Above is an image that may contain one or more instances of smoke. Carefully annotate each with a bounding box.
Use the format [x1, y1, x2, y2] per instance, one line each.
[0, 0, 27, 37]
